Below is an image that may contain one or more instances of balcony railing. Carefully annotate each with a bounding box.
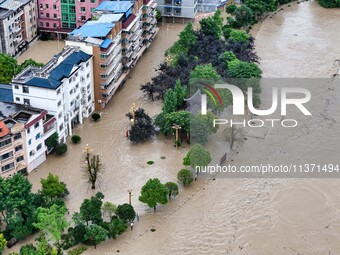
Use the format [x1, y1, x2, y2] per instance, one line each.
[43, 116, 56, 134]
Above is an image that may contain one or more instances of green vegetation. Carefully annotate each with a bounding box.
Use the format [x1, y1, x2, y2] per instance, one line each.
[45, 132, 59, 151]
[164, 182, 179, 199]
[116, 204, 136, 222]
[0, 234, 6, 255]
[139, 178, 168, 212]
[55, 143, 68, 155]
[0, 53, 43, 84]
[71, 135, 81, 144]
[183, 144, 212, 171]
[177, 169, 194, 186]
[318, 0, 340, 7]
[68, 246, 87, 255]
[91, 113, 101, 121]
[126, 108, 156, 143]
[147, 160, 154, 165]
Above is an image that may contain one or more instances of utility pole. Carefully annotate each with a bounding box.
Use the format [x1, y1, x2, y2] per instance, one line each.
[172, 124, 181, 150]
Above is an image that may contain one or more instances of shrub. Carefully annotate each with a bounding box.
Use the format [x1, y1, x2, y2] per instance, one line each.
[68, 246, 87, 255]
[91, 113, 101, 122]
[177, 169, 193, 186]
[55, 143, 68, 155]
[71, 135, 81, 144]
[116, 204, 136, 222]
[147, 160, 154, 165]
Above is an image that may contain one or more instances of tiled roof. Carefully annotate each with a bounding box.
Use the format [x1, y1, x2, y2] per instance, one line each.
[23, 50, 91, 90]
[95, 1, 133, 13]
[0, 84, 13, 102]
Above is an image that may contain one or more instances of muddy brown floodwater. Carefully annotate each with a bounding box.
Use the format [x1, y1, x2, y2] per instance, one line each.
[6, 1, 340, 254]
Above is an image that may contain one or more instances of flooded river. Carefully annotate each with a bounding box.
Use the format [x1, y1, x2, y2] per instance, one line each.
[82, 1, 340, 255]
[7, 1, 340, 254]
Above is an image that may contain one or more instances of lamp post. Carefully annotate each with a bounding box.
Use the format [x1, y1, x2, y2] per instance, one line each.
[127, 189, 132, 205]
[172, 124, 181, 150]
[83, 144, 93, 166]
[130, 103, 137, 125]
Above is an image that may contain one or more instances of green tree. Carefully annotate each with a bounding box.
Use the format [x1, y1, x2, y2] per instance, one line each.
[225, 126, 245, 149]
[103, 218, 127, 240]
[17, 59, 43, 74]
[199, 10, 223, 38]
[84, 224, 108, 249]
[226, 4, 237, 14]
[139, 178, 168, 212]
[174, 80, 186, 110]
[45, 132, 58, 151]
[0, 234, 6, 255]
[228, 60, 262, 79]
[116, 204, 136, 222]
[33, 204, 69, 244]
[189, 64, 220, 81]
[190, 115, 211, 145]
[156, 110, 190, 136]
[35, 233, 53, 255]
[101, 202, 117, 220]
[54, 143, 67, 155]
[183, 144, 212, 171]
[233, 5, 254, 28]
[229, 29, 250, 43]
[219, 51, 237, 65]
[72, 224, 87, 244]
[126, 108, 156, 143]
[40, 173, 69, 204]
[0, 53, 18, 84]
[162, 89, 177, 114]
[164, 182, 179, 199]
[177, 169, 194, 186]
[79, 192, 104, 225]
[318, 0, 340, 7]
[0, 174, 36, 240]
[19, 244, 37, 255]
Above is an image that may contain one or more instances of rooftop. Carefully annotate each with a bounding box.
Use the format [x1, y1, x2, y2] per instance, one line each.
[0, 84, 13, 102]
[12, 47, 91, 90]
[97, 13, 124, 23]
[95, 1, 134, 13]
[69, 22, 115, 38]
[0, 120, 10, 138]
[0, 0, 31, 11]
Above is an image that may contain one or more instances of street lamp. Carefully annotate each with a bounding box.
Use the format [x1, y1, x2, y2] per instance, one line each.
[127, 189, 133, 205]
[130, 103, 137, 125]
[172, 124, 181, 150]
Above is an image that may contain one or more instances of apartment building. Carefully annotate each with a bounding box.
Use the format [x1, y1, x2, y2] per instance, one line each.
[0, 102, 55, 177]
[37, 0, 103, 38]
[11, 46, 94, 142]
[156, 0, 197, 19]
[0, 0, 37, 56]
[66, 0, 158, 110]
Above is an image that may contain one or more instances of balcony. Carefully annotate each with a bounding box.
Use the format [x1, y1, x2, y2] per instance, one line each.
[43, 115, 56, 138]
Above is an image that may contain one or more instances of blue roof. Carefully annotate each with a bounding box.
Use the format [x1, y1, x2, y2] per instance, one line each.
[69, 22, 115, 38]
[95, 1, 133, 13]
[25, 51, 92, 90]
[100, 38, 113, 49]
[0, 84, 13, 102]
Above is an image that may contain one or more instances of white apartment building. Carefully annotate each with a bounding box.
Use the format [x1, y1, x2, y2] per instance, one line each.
[0, 0, 37, 56]
[11, 46, 94, 142]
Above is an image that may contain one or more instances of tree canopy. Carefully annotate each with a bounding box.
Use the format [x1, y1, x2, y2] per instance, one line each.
[139, 178, 168, 211]
[126, 108, 156, 143]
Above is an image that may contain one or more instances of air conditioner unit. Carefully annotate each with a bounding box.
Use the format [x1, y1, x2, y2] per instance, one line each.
[98, 100, 102, 103]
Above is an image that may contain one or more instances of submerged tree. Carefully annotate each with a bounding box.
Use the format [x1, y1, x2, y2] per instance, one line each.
[126, 108, 155, 143]
[82, 146, 102, 189]
[224, 126, 245, 149]
[139, 178, 168, 212]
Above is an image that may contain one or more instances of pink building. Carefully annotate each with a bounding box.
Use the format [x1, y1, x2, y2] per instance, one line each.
[37, 0, 103, 38]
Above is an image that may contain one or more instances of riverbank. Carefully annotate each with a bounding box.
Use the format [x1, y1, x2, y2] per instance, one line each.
[80, 1, 340, 254]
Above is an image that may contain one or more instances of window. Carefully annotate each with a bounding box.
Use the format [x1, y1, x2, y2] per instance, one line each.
[0, 138, 11, 148]
[88, 95, 91, 102]
[29, 150, 35, 157]
[46, 13, 50, 18]
[59, 124, 63, 131]
[23, 86, 29, 93]
[90, 0, 95, 3]
[28, 139, 32, 145]
[15, 97, 20, 102]
[27, 128, 30, 134]
[2, 163, 14, 172]
[14, 133, 22, 140]
[91, 7, 95, 12]
[57, 88, 61, 94]
[40, 21, 43, 26]
[53, 4, 57, 9]
[46, 22, 49, 27]
[58, 112, 62, 119]
[15, 145, 23, 151]
[100, 64, 106, 69]
[86, 61, 89, 67]
[165, 7, 172, 13]
[16, 156, 24, 162]
[54, 13, 57, 18]
[39, 3, 43, 8]
[80, 7, 85, 12]
[53, 23, 57, 28]
[80, 0, 85, 2]
[57, 101, 61, 107]
[35, 133, 41, 140]
[69, 89, 73, 95]
[100, 54, 107, 59]
[86, 73, 90, 78]
[0, 152, 13, 161]
[45, 4, 49, 8]
[23, 98, 30, 105]
[69, 78, 72, 83]
[37, 144, 42, 151]
[81, 16, 86, 21]
[174, 8, 181, 14]
[100, 74, 107, 79]
[34, 122, 40, 129]
[14, 85, 19, 89]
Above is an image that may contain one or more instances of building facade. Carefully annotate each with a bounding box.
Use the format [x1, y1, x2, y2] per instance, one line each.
[11, 46, 94, 142]
[0, 0, 37, 56]
[37, 0, 103, 38]
[0, 102, 56, 177]
[156, 0, 197, 19]
[66, 0, 158, 110]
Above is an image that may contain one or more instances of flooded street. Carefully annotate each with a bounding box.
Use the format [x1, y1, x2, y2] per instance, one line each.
[6, 1, 340, 254]
[83, 1, 340, 255]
